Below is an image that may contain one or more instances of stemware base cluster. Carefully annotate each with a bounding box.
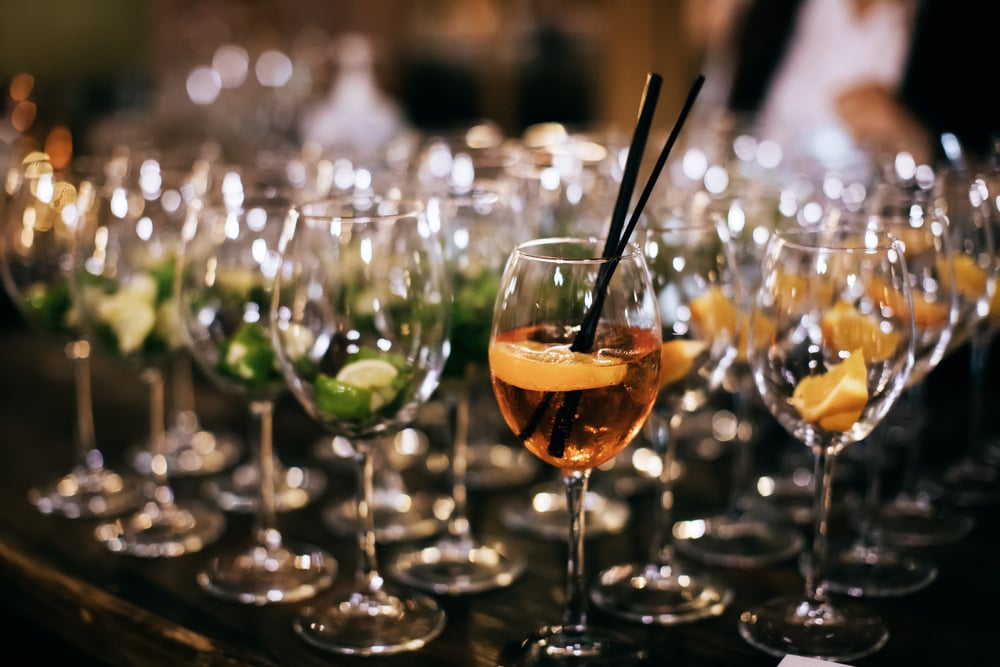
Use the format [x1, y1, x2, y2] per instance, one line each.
[591, 562, 732, 625]
[29, 466, 144, 519]
[95, 499, 226, 558]
[496, 625, 648, 667]
[202, 462, 327, 513]
[197, 543, 336, 605]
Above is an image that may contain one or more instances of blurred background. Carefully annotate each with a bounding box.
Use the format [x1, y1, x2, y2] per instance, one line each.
[0, 0, 707, 164]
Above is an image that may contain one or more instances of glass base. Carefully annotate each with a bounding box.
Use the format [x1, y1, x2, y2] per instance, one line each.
[877, 496, 975, 547]
[389, 536, 525, 595]
[95, 500, 226, 558]
[738, 595, 888, 661]
[130, 427, 242, 477]
[590, 562, 732, 625]
[322, 490, 453, 544]
[312, 428, 430, 470]
[28, 465, 144, 519]
[202, 462, 327, 513]
[294, 585, 446, 656]
[673, 515, 805, 568]
[197, 543, 336, 605]
[496, 624, 647, 667]
[499, 482, 629, 540]
[923, 459, 1000, 507]
[824, 542, 937, 597]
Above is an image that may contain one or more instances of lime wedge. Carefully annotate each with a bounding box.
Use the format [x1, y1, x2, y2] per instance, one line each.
[336, 359, 399, 389]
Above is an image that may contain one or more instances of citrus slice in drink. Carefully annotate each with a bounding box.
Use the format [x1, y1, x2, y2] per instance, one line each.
[315, 358, 402, 421]
[689, 286, 738, 336]
[789, 348, 868, 432]
[941, 254, 989, 300]
[336, 358, 399, 388]
[867, 278, 949, 329]
[489, 340, 627, 392]
[820, 300, 900, 361]
[658, 339, 706, 389]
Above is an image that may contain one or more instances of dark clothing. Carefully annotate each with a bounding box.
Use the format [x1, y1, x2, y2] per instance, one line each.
[727, 0, 998, 159]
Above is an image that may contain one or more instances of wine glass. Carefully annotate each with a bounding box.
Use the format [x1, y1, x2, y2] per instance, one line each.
[922, 165, 1000, 508]
[870, 165, 982, 546]
[490, 236, 661, 666]
[590, 206, 736, 625]
[738, 224, 914, 661]
[190, 161, 327, 514]
[177, 195, 336, 604]
[272, 195, 450, 655]
[1, 151, 143, 518]
[390, 187, 527, 594]
[499, 130, 634, 540]
[77, 153, 226, 557]
[671, 191, 806, 569]
[823, 194, 956, 597]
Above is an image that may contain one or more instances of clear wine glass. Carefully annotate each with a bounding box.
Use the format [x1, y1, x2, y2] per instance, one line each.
[490, 236, 661, 666]
[77, 153, 226, 557]
[590, 207, 736, 625]
[823, 194, 956, 597]
[1, 151, 143, 518]
[671, 192, 806, 569]
[871, 165, 982, 546]
[272, 195, 450, 655]
[191, 161, 327, 514]
[922, 164, 1000, 508]
[390, 187, 527, 594]
[178, 195, 336, 604]
[738, 223, 914, 661]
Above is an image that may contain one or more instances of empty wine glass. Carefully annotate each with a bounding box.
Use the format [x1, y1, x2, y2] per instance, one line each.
[78, 153, 226, 557]
[490, 236, 661, 666]
[272, 196, 450, 655]
[390, 187, 527, 594]
[590, 206, 736, 625]
[1, 151, 143, 518]
[738, 223, 914, 661]
[178, 195, 336, 604]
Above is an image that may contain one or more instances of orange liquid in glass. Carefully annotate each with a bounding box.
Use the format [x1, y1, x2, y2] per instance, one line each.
[490, 324, 660, 472]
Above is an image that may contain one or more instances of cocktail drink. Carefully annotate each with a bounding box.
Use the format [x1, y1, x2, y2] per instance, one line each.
[489, 237, 660, 665]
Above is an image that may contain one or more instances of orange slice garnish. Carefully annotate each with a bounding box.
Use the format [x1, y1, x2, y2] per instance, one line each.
[820, 300, 900, 362]
[790, 348, 869, 432]
[489, 340, 628, 392]
[658, 339, 706, 389]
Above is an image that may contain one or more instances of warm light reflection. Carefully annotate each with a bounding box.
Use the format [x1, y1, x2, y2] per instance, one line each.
[9, 73, 34, 101]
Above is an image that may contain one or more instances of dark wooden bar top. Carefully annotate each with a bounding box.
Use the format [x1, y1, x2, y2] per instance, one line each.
[0, 318, 997, 666]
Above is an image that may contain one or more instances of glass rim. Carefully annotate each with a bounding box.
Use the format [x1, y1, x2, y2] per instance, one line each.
[513, 236, 641, 263]
[295, 195, 424, 223]
[773, 225, 903, 253]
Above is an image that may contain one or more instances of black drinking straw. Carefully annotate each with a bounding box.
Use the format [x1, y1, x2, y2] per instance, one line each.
[537, 73, 706, 458]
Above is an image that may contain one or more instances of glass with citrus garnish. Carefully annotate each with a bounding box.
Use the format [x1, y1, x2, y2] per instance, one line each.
[823, 198, 958, 598]
[737, 225, 914, 662]
[76, 153, 226, 557]
[177, 196, 335, 604]
[590, 208, 738, 625]
[489, 236, 661, 665]
[271, 196, 450, 656]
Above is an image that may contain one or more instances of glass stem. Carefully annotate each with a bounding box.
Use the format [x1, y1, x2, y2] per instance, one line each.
[965, 327, 990, 462]
[66, 339, 102, 472]
[896, 385, 925, 501]
[859, 425, 885, 549]
[726, 384, 756, 517]
[447, 390, 473, 542]
[561, 468, 591, 632]
[141, 367, 174, 506]
[647, 410, 679, 564]
[171, 353, 200, 435]
[355, 442, 383, 593]
[805, 445, 837, 603]
[250, 400, 281, 553]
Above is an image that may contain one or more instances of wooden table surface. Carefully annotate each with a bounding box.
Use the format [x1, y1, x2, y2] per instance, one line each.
[0, 317, 996, 667]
